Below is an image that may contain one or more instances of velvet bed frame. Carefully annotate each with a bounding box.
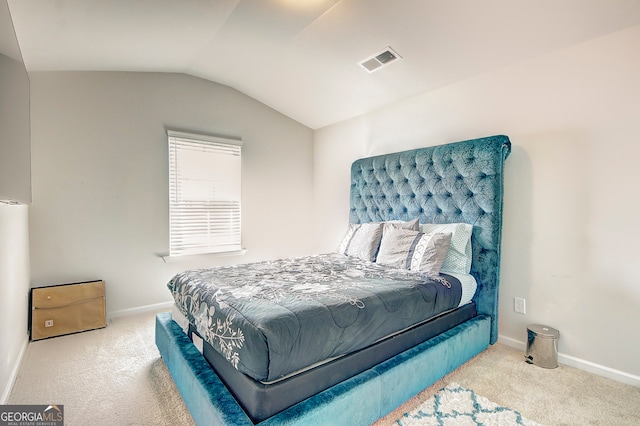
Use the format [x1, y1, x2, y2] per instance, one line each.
[156, 134, 511, 425]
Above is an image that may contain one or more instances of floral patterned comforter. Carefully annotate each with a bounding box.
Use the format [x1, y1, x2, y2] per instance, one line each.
[168, 253, 461, 382]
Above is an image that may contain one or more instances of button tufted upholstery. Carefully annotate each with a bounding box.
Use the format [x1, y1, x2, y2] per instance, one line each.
[349, 135, 511, 343]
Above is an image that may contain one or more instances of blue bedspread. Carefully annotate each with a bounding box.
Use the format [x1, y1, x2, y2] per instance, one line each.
[168, 253, 461, 382]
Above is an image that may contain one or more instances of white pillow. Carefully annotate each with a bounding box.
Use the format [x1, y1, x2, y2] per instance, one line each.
[338, 222, 383, 262]
[419, 223, 473, 274]
[376, 227, 452, 275]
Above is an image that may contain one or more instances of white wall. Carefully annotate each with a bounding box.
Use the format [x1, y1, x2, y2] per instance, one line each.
[313, 25, 640, 381]
[0, 204, 30, 403]
[29, 71, 314, 316]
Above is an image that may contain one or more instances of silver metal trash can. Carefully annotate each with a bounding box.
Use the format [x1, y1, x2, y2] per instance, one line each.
[525, 324, 560, 368]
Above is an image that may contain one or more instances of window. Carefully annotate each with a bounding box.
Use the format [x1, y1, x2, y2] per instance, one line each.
[168, 130, 242, 256]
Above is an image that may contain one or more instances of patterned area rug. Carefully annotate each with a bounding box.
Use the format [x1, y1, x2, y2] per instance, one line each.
[396, 383, 544, 425]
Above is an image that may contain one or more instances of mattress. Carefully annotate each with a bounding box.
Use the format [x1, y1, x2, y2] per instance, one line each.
[168, 253, 464, 382]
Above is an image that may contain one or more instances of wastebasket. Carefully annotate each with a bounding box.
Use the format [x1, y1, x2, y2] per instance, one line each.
[525, 324, 559, 368]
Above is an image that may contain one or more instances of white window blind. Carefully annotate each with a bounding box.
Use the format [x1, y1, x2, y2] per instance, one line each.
[168, 130, 242, 256]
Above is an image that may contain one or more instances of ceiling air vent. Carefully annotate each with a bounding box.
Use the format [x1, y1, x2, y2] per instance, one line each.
[358, 47, 402, 73]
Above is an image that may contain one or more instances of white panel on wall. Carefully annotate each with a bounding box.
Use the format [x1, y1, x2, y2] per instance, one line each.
[0, 204, 30, 403]
[0, 54, 31, 204]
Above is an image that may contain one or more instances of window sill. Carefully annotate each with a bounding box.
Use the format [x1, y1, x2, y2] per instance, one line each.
[159, 249, 247, 263]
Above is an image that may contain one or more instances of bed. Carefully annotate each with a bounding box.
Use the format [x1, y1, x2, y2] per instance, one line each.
[156, 134, 511, 425]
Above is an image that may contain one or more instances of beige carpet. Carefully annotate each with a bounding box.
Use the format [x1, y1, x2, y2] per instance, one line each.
[375, 343, 640, 426]
[9, 310, 640, 425]
[9, 310, 194, 426]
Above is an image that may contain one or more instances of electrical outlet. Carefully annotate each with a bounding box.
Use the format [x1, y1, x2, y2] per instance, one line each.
[45, 320, 54, 327]
[514, 297, 526, 314]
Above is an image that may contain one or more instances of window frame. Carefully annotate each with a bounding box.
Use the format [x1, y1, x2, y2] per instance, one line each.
[164, 130, 244, 260]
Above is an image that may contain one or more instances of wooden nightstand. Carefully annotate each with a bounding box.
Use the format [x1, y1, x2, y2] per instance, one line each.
[31, 280, 107, 340]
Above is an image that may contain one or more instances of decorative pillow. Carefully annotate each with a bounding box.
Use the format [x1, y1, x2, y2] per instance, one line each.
[376, 227, 420, 268]
[409, 232, 452, 274]
[338, 222, 384, 262]
[419, 223, 473, 274]
[382, 217, 419, 232]
[376, 227, 452, 275]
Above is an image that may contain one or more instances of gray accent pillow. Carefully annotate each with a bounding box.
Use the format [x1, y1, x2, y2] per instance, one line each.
[338, 222, 384, 262]
[419, 223, 473, 274]
[376, 227, 452, 275]
[382, 218, 419, 232]
[409, 232, 452, 274]
[376, 227, 421, 268]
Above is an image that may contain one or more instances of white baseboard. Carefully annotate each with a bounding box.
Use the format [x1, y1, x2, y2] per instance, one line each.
[1, 334, 29, 404]
[498, 334, 527, 351]
[107, 301, 173, 320]
[498, 334, 640, 387]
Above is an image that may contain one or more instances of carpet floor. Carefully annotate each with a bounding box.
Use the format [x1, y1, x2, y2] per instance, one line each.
[9, 310, 194, 426]
[375, 339, 640, 426]
[9, 310, 640, 425]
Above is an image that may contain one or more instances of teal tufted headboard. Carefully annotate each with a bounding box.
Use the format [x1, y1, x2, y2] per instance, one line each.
[349, 135, 511, 344]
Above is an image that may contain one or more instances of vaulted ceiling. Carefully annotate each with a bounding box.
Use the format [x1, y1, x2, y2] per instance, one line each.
[5, 0, 640, 129]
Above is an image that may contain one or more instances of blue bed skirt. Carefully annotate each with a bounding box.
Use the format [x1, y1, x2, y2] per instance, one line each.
[155, 312, 490, 425]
